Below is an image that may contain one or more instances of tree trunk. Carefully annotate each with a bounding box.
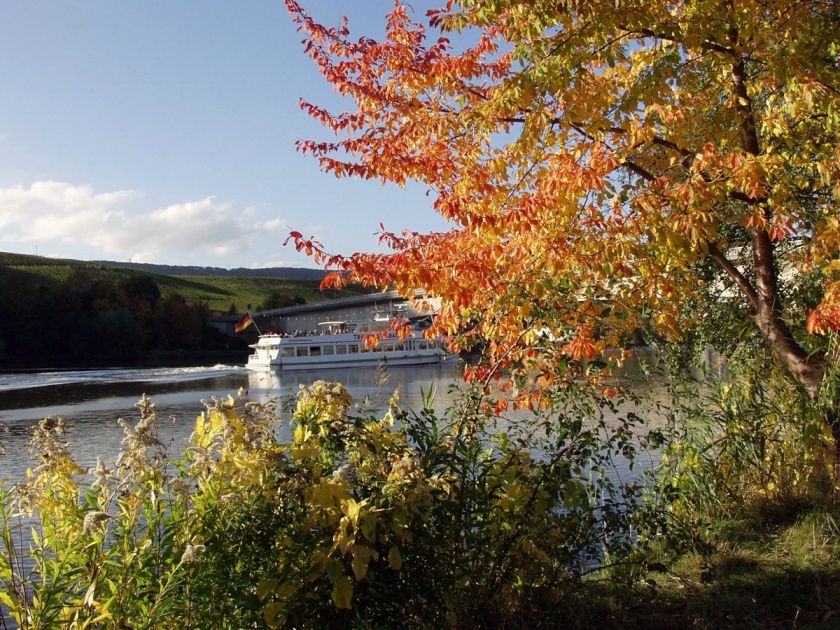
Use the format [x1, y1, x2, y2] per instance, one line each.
[751, 230, 827, 400]
[723, 39, 839, 481]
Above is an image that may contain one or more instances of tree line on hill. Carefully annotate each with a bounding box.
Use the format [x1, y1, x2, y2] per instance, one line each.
[96, 260, 326, 280]
[0, 270, 248, 364]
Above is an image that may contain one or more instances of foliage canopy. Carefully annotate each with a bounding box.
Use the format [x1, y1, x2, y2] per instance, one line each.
[287, 0, 839, 406]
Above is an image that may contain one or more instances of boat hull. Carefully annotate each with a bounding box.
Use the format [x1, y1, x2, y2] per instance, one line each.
[247, 352, 444, 371]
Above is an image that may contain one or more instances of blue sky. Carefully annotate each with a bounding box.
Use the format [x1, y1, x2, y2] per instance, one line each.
[0, 1, 448, 268]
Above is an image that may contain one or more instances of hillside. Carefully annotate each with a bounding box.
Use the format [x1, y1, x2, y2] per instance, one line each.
[0, 251, 374, 365]
[0, 251, 366, 314]
[94, 260, 326, 281]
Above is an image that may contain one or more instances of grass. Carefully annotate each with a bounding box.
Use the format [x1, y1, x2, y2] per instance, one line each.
[165, 274, 368, 313]
[620, 507, 840, 629]
[547, 499, 840, 629]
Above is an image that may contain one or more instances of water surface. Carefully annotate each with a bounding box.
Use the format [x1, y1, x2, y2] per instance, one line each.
[0, 361, 463, 482]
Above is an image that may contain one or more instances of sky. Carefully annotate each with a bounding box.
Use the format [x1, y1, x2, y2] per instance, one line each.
[0, 0, 450, 268]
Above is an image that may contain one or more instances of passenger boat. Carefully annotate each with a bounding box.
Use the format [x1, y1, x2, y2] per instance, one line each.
[245, 319, 446, 370]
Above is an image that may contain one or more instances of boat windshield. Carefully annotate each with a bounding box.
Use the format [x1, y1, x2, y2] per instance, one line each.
[318, 321, 347, 334]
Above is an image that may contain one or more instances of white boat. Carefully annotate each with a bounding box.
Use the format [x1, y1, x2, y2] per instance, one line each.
[246, 318, 446, 370]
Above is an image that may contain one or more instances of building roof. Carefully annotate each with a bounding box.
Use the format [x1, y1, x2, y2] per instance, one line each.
[255, 290, 413, 318]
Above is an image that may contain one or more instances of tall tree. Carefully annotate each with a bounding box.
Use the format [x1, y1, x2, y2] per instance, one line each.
[286, 1, 838, 412]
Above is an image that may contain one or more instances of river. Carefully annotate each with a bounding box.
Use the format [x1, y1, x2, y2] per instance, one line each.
[0, 361, 465, 484]
[0, 354, 672, 490]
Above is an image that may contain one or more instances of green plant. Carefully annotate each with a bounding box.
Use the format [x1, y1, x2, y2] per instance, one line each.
[0, 380, 652, 628]
[646, 347, 837, 562]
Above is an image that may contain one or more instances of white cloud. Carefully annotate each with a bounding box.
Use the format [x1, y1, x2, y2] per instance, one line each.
[0, 180, 287, 263]
[261, 218, 288, 232]
[250, 255, 299, 268]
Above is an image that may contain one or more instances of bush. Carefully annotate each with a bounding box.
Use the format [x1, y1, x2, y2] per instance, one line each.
[646, 349, 837, 558]
[0, 381, 649, 628]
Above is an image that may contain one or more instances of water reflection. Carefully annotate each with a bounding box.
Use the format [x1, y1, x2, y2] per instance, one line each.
[0, 357, 670, 486]
[0, 361, 463, 483]
[246, 362, 463, 410]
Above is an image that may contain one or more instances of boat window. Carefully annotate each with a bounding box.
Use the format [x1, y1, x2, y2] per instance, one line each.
[335, 345, 347, 355]
[358, 323, 369, 333]
[396, 342, 405, 351]
[323, 346, 334, 356]
[296, 347, 309, 357]
[348, 344, 359, 354]
[281, 347, 295, 357]
[381, 342, 394, 352]
[310, 346, 321, 356]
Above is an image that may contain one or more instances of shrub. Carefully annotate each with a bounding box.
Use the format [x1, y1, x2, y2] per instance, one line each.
[648, 349, 837, 557]
[1, 381, 649, 628]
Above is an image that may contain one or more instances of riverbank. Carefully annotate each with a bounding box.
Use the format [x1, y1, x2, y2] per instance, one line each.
[585, 504, 840, 628]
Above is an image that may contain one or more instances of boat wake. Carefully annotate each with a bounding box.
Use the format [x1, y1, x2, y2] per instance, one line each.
[0, 364, 246, 393]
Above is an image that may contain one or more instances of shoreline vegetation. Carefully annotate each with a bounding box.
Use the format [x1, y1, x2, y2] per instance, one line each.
[1, 373, 838, 628]
[0, 251, 369, 368]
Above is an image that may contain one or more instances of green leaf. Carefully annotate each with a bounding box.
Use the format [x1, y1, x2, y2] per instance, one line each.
[0, 589, 15, 609]
[388, 545, 402, 571]
[360, 513, 378, 540]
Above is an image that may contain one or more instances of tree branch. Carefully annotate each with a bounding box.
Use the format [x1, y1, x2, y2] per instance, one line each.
[707, 242, 758, 307]
[621, 25, 736, 56]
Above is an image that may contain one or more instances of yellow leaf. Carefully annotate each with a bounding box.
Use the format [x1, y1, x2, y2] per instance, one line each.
[342, 497, 364, 526]
[331, 575, 353, 609]
[351, 549, 369, 581]
[263, 601, 283, 626]
[256, 578, 278, 600]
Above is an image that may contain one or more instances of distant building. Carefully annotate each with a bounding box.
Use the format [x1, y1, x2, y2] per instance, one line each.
[209, 314, 243, 337]
[257, 289, 439, 334]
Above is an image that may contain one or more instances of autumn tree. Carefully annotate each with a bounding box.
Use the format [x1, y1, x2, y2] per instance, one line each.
[286, 1, 839, 439]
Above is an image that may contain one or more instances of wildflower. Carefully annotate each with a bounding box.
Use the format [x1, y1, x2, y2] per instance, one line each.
[82, 511, 109, 536]
[30, 416, 71, 463]
[331, 463, 357, 485]
[389, 453, 419, 480]
[116, 395, 165, 478]
[181, 543, 206, 564]
[219, 493, 238, 506]
[168, 478, 192, 501]
[91, 457, 110, 490]
[13, 482, 36, 516]
[296, 381, 353, 422]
